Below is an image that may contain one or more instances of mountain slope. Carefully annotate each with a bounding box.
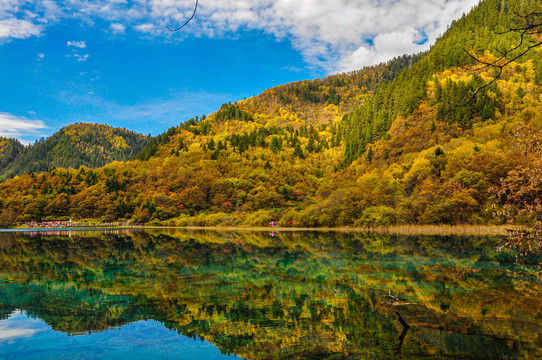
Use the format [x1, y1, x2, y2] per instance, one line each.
[0, 137, 24, 173]
[134, 55, 420, 162]
[0, 0, 541, 227]
[342, 0, 542, 163]
[0, 123, 150, 179]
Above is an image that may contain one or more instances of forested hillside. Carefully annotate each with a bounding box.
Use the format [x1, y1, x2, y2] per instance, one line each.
[341, 0, 541, 163]
[0, 0, 540, 227]
[0, 138, 24, 173]
[0, 124, 150, 179]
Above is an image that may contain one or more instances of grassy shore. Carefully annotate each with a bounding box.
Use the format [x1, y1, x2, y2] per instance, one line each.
[6, 220, 516, 236]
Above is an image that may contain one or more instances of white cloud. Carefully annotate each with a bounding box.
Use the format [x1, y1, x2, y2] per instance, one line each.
[110, 22, 126, 33]
[66, 40, 89, 62]
[184, 0, 482, 72]
[135, 23, 154, 33]
[0, 112, 49, 142]
[0, 0, 482, 72]
[0, 18, 42, 40]
[67, 40, 86, 48]
[74, 53, 90, 61]
[99, 0, 482, 72]
[37, 52, 45, 60]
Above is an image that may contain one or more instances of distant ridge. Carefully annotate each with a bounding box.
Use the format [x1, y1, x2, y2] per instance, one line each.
[0, 123, 150, 179]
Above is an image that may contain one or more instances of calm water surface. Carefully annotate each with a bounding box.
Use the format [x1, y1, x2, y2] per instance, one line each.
[0, 229, 540, 359]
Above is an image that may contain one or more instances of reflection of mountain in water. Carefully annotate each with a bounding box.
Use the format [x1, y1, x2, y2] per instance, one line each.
[0, 230, 540, 359]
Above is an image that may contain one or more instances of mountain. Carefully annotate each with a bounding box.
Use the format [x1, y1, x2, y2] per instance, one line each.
[135, 55, 420, 162]
[0, 137, 24, 173]
[0, 123, 150, 179]
[0, 0, 541, 226]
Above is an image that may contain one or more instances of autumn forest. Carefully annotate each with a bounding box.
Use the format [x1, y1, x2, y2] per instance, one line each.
[1, 0, 542, 229]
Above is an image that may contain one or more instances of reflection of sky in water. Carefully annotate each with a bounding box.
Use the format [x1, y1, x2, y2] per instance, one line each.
[0, 311, 242, 360]
[0, 311, 45, 341]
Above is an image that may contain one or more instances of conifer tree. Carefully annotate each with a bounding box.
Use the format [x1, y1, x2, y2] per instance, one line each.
[270, 136, 282, 153]
[293, 144, 305, 159]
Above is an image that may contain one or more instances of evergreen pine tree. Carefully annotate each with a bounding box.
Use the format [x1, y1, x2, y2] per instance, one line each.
[293, 144, 305, 159]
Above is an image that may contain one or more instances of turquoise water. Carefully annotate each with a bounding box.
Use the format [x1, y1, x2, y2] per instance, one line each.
[0, 229, 541, 359]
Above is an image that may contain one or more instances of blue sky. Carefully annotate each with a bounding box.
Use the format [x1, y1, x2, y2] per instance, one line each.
[0, 0, 480, 144]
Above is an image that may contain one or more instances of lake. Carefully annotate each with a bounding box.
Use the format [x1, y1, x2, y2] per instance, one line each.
[0, 229, 541, 359]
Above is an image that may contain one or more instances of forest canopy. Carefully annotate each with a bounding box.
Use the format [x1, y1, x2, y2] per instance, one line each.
[0, 0, 541, 228]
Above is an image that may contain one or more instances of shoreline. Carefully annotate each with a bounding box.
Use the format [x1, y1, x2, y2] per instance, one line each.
[146, 224, 511, 236]
[2, 224, 514, 236]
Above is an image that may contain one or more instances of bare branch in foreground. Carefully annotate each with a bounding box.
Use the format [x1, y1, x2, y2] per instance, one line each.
[168, 0, 199, 32]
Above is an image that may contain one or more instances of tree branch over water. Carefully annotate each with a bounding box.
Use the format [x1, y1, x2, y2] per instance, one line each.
[465, 8, 542, 104]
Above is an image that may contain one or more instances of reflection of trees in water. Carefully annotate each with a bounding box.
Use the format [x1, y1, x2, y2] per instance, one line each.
[0, 230, 540, 359]
[498, 231, 542, 268]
